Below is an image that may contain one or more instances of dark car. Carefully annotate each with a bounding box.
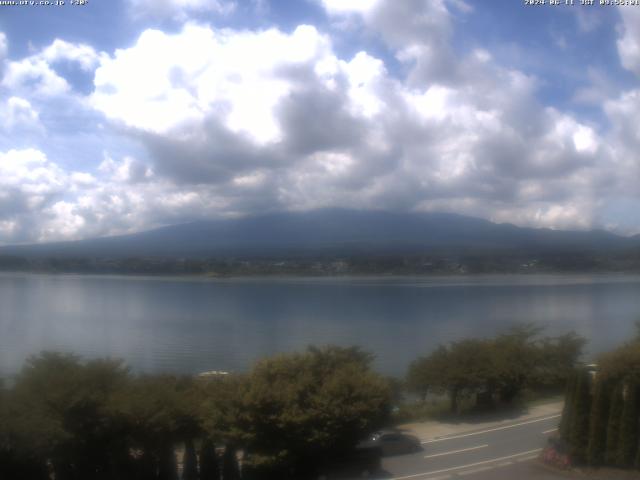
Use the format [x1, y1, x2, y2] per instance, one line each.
[358, 431, 422, 456]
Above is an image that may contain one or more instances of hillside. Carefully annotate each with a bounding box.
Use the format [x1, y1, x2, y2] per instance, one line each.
[0, 209, 637, 260]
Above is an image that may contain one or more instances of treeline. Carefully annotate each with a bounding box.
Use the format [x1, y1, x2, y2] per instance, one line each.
[406, 325, 585, 413]
[0, 347, 391, 480]
[560, 331, 640, 469]
[3, 250, 640, 276]
[0, 327, 589, 479]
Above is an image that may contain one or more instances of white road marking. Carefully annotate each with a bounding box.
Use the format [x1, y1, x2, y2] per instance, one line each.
[424, 444, 488, 459]
[390, 448, 542, 480]
[459, 465, 493, 475]
[420, 414, 561, 444]
[515, 454, 539, 462]
[542, 428, 557, 434]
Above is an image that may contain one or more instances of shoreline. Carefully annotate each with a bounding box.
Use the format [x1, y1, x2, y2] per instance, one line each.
[2, 270, 640, 285]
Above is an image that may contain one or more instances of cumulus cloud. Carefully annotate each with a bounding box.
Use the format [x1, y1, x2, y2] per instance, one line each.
[0, 32, 7, 60]
[1, 38, 101, 97]
[0, 1, 636, 244]
[617, 6, 640, 76]
[127, 0, 236, 21]
[2, 56, 70, 97]
[83, 14, 611, 234]
[323, 0, 457, 85]
[41, 39, 102, 71]
[1, 97, 42, 131]
[92, 24, 333, 141]
[0, 149, 68, 242]
[98, 153, 152, 183]
[321, 0, 379, 16]
[0, 148, 191, 243]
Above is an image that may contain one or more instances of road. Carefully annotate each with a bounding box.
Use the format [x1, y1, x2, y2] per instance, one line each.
[379, 413, 561, 479]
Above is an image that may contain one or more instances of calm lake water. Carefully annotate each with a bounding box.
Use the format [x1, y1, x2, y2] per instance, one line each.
[1, 273, 639, 377]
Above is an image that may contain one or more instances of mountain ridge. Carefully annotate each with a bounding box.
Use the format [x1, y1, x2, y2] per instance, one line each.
[0, 208, 637, 259]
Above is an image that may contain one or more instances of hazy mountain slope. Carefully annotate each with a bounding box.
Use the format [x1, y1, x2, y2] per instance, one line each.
[0, 209, 636, 258]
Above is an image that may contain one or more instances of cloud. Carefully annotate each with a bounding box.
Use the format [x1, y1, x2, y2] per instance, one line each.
[2, 56, 70, 97]
[41, 39, 102, 71]
[92, 24, 334, 140]
[80, 15, 616, 237]
[127, 0, 236, 21]
[322, 0, 457, 85]
[575, 8, 601, 33]
[0, 32, 7, 60]
[0, 148, 68, 242]
[0, 1, 637, 244]
[617, 6, 640, 76]
[1, 38, 101, 97]
[321, 0, 380, 16]
[1, 97, 42, 132]
[604, 89, 640, 195]
[98, 153, 152, 183]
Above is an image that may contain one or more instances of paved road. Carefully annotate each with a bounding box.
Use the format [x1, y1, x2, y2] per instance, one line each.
[379, 413, 561, 479]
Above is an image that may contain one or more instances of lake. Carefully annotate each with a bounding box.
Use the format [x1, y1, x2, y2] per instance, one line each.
[1, 273, 639, 378]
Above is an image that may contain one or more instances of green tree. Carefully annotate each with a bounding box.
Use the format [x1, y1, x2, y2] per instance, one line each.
[537, 332, 586, 391]
[408, 326, 585, 415]
[228, 346, 391, 479]
[0, 378, 49, 480]
[594, 337, 640, 468]
[110, 375, 201, 480]
[559, 371, 577, 442]
[491, 324, 542, 403]
[617, 381, 639, 467]
[587, 378, 611, 466]
[442, 339, 494, 413]
[199, 438, 220, 480]
[222, 445, 241, 480]
[9, 352, 131, 480]
[598, 341, 640, 385]
[406, 346, 448, 402]
[182, 438, 199, 480]
[605, 383, 624, 465]
[568, 368, 591, 464]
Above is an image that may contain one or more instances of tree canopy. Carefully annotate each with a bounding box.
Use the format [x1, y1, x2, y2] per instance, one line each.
[406, 325, 585, 412]
[1, 347, 391, 480]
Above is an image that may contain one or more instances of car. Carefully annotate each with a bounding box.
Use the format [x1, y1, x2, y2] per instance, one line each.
[358, 431, 422, 456]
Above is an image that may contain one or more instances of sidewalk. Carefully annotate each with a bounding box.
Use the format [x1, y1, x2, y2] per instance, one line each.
[398, 400, 564, 441]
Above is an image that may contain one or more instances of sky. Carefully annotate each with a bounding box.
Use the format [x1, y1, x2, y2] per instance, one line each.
[0, 0, 639, 245]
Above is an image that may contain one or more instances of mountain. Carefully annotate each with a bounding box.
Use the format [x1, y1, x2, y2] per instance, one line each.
[0, 209, 638, 259]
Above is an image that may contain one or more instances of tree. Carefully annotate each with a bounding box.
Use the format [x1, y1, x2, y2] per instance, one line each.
[595, 337, 640, 468]
[605, 384, 624, 465]
[408, 326, 585, 415]
[182, 438, 199, 480]
[0, 379, 49, 480]
[569, 369, 591, 464]
[406, 346, 448, 402]
[537, 332, 586, 391]
[491, 324, 542, 403]
[222, 445, 241, 480]
[617, 381, 639, 467]
[559, 371, 577, 442]
[598, 341, 640, 385]
[9, 352, 131, 480]
[110, 375, 201, 480]
[448, 339, 498, 412]
[226, 346, 391, 479]
[199, 438, 220, 480]
[587, 378, 611, 466]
